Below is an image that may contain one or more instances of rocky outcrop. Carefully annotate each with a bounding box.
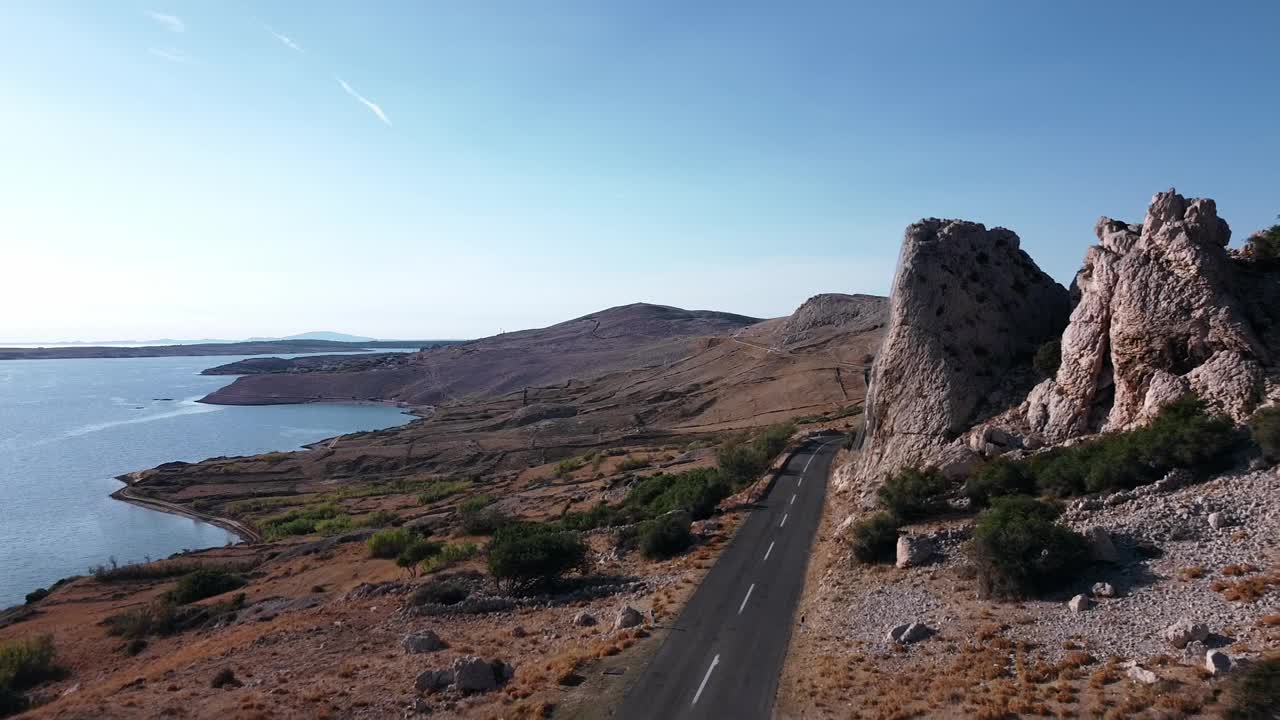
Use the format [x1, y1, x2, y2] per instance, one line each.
[1026, 189, 1268, 440]
[855, 219, 1070, 484]
[780, 293, 888, 345]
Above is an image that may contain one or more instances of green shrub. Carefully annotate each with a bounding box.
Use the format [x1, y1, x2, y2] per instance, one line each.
[421, 542, 480, 573]
[396, 538, 442, 575]
[616, 456, 650, 472]
[314, 515, 355, 535]
[360, 510, 400, 528]
[417, 479, 473, 505]
[1249, 406, 1280, 463]
[555, 457, 585, 478]
[487, 522, 587, 590]
[23, 589, 48, 605]
[458, 495, 509, 535]
[1028, 396, 1240, 497]
[0, 635, 59, 716]
[166, 569, 246, 605]
[367, 528, 415, 559]
[1033, 339, 1061, 378]
[1244, 222, 1280, 268]
[716, 423, 795, 486]
[877, 466, 948, 521]
[103, 602, 181, 639]
[411, 576, 470, 606]
[260, 503, 343, 539]
[1224, 655, 1280, 719]
[555, 502, 621, 532]
[850, 512, 900, 564]
[964, 457, 1035, 507]
[624, 468, 730, 521]
[640, 513, 694, 560]
[970, 497, 1090, 600]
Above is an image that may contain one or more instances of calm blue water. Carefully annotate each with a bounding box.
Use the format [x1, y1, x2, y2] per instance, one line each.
[0, 355, 413, 607]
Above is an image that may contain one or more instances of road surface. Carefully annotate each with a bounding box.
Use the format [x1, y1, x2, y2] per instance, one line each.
[614, 436, 841, 720]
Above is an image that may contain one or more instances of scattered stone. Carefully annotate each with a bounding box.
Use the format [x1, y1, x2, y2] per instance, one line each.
[403, 630, 444, 654]
[887, 623, 932, 644]
[452, 656, 499, 693]
[1162, 619, 1209, 649]
[614, 606, 643, 630]
[511, 626, 527, 638]
[415, 669, 453, 693]
[1208, 512, 1230, 530]
[1086, 527, 1119, 563]
[691, 519, 722, 537]
[1205, 650, 1232, 675]
[1091, 582, 1116, 598]
[411, 698, 433, 714]
[1068, 594, 1091, 613]
[1184, 640, 1207, 662]
[895, 535, 934, 569]
[1126, 665, 1159, 684]
[572, 611, 597, 627]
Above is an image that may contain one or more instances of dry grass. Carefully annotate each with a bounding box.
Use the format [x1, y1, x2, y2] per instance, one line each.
[1211, 572, 1279, 602]
[1259, 614, 1280, 627]
[1222, 562, 1260, 577]
[1178, 565, 1206, 581]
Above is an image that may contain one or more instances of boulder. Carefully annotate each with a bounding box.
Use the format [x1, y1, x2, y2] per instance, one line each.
[511, 626, 527, 638]
[403, 630, 444, 654]
[1126, 665, 1159, 684]
[572, 611, 597, 627]
[1068, 594, 1091, 613]
[614, 606, 643, 630]
[414, 669, 454, 693]
[895, 535, 934, 569]
[1026, 190, 1266, 440]
[1090, 582, 1116, 598]
[853, 217, 1070, 490]
[1208, 512, 1230, 530]
[452, 656, 498, 693]
[690, 519, 722, 538]
[1086, 527, 1119, 563]
[887, 623, 933, 644]
[1205, 650, 1232, 675]
[1162, 619, 1209, 649]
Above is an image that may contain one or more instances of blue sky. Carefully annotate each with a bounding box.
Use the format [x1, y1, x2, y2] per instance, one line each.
[2, 1, 1277, 341]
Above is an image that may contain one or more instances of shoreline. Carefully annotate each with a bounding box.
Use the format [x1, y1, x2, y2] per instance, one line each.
[110, 484, 263, 544]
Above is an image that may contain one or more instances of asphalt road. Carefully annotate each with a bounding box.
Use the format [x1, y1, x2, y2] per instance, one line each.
[614, 436, 841, 720]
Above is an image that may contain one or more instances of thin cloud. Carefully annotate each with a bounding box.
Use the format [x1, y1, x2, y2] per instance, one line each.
[145, 10, 185, 33]
[335, 76, 391, 126]
[266, 26, 303, 53]
[149, 47, 191, 64]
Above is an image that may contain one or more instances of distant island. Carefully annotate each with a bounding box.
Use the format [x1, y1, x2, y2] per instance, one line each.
[0, 339, 459, 361]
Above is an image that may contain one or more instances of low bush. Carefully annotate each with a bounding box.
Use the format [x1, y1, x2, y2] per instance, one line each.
[416, 479, 473, 505]
[0, 635, 59, 716]
[616, 456, 650, 472]
[103, 602, 181, 639]
[1033, 339, 1061, 378]
[850, 512, 900, 564]
[1224, 655, 1280, 719]
[367, 528, 415, 559]
[970, 496, 1090, 600]
[23, 589, 48, 605]
[716, 423, 795, 486]
[639, 512, 694, 560]
[1250, 406, 1280, 464]
[166, 569, 245, 605]
[488, 522, 587, 591]
[411, 576, 471, 606]
[964, 457, 1036, 507]
[1243, 222, 1280, 269]
[1028, 397, 1240, 497]
[624, 468, 730, 521]
[90, 557, 251, 583]
[395, 538, 442, 576]
[877, 466, 948, 521]
[360, 510, 400, 528]
[458, 495, 508, 535]
[421, 542, 480, 573]
[313, 515, 355, 535]
[259, 503, 344, 540]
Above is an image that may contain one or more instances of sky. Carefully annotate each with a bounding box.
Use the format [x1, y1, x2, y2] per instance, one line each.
[2, 1, 1277, 342]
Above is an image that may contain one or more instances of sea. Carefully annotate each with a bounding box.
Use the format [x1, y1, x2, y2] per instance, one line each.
[0, 354, 414, 607]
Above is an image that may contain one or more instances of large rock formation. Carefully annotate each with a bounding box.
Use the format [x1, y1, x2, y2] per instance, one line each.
[855, 219, 1070, 484]
[780, 293, 887, 346]
[1026, 190, 1269, 440]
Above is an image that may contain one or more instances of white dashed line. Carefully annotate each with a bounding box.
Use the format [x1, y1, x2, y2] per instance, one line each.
[738, 583, 755, 614]
[763, 541, 775, 561]
[692, 654, 720, 706]
[790, 493, 796, 505]
[780, 513, 788, 528]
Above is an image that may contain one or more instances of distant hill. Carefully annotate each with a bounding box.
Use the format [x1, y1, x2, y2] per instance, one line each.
[246, 331, 378, 343]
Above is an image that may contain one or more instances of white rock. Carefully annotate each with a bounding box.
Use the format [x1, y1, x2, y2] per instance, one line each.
[1086, 527, 1119, 563]
[614, 606, 643, 630]
[1205, 650, 1232, 675]
[1127, 665, 1159, 684]
[1068, 594, 1091, 613]
[887, 622, 932, 644]
[1207, 512, 1230, 530]
[895, 535, 934, 569]
[572, 611, 597, 627]
[1162, 619, 1209, 649]
[1091, 582, 1116, 598]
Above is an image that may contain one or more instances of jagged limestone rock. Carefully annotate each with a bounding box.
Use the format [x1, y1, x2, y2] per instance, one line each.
[1027, 189, 1267, 440]
[855, 219, 1069, 488]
